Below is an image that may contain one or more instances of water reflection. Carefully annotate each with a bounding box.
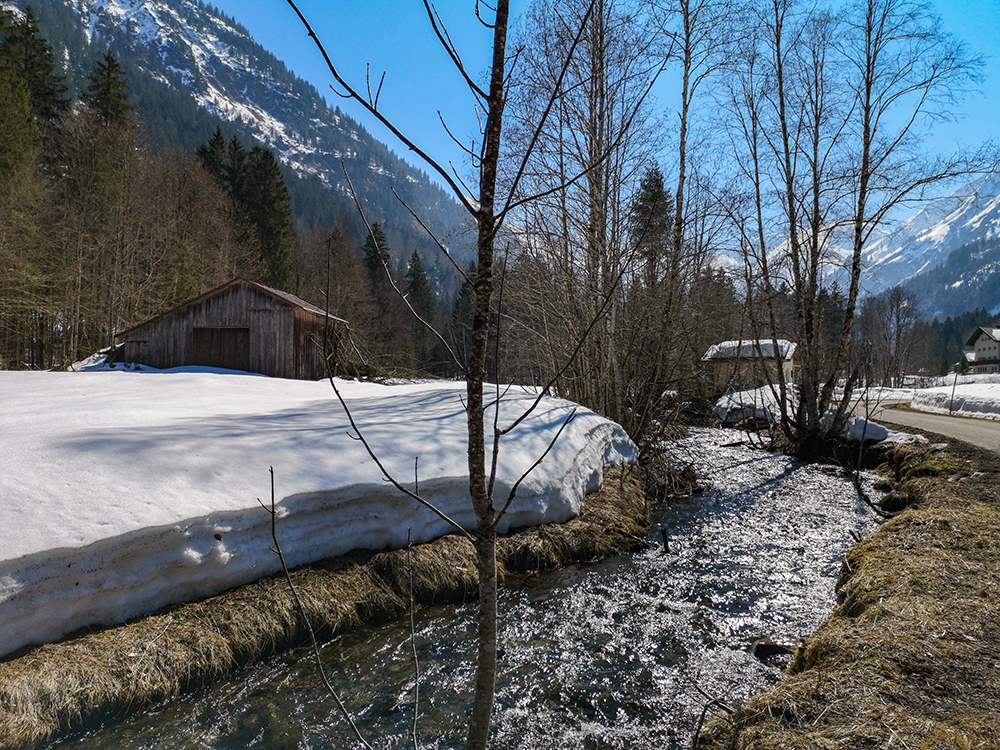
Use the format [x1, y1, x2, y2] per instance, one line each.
[50, 429, 877, 749]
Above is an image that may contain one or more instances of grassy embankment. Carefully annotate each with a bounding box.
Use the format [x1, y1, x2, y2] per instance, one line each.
[700, 432, 1000, 749]
[0, 466, 654, 749]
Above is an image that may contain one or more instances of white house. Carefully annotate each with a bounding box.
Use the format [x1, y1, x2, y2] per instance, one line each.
[965, 327, 1000, 374]
[702, 339, 799, 390]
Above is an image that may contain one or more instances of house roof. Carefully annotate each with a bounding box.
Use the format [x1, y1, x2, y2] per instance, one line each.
[116, 278, 347, 339]
[702, 339, 797, 362]
[965, 326, 1000, 348]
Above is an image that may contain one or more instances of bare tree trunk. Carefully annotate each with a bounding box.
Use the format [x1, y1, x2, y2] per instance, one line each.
[465, 4, 508, 747]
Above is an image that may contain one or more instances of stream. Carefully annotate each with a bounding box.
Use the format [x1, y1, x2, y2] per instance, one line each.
[48, 428, 879, 749]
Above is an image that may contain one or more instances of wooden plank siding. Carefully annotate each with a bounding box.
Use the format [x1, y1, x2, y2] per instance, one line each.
[116, 279, 343, 380]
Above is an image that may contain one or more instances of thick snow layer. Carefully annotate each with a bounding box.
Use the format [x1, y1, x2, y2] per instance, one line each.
[911, 383, 1000, 421]
[0, 370, 635, 658]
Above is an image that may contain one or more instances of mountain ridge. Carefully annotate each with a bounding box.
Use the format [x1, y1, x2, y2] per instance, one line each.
[863, 172, 1000, 306]
[10, 0, 472, 292]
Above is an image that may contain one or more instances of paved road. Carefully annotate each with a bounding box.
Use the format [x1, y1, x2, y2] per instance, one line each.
[871, 404, 1000, 454]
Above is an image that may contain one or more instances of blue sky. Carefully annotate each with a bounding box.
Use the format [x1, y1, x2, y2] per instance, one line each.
[208, 0, 998, 195]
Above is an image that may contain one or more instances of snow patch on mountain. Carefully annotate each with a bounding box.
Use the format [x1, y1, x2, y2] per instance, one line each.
[864, 173, 1000, 293]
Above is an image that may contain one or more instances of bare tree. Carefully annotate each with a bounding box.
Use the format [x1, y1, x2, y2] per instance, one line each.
[855, 285, 919, 387]
[501, 0, 668, 444]
[720, 0, 990, 452]
[281, 2, 622, 747]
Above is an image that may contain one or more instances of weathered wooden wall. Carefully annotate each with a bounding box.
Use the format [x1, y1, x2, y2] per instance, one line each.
[120, 284, 300, 378]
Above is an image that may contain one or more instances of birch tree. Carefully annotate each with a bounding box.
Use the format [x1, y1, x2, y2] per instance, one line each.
[721, 0, 989, 452]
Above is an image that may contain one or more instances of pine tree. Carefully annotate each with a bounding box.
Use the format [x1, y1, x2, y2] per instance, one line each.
[628, 165, 674, 290]
[404, 249, 437, 371]
[241, 145, 295, 290]
[0, 6, 68, 122]
[82, 50, 132, 126]
[361, 222, 390, 284]
[0, 54, 41, 208]
[196, 126, 227, 183]
[404, 250, 435, 319]
[224, 134, 246, 200]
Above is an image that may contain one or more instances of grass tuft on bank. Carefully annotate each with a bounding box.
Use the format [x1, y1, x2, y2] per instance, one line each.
[698, 434, 1000, 749]
[0, 466, 650, 749]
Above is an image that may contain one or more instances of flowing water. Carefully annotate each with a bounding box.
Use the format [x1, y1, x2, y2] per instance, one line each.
[48, 429, 879, 749]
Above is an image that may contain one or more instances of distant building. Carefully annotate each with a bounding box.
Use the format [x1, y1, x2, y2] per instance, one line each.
[702, 339, 798, 390]
[964, 327, 1000, 374]
[115, 278, 346, 379]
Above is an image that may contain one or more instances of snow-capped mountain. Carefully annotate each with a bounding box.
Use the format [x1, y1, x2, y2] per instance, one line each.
[863, 173, 1000, 295]
[15, 0, 470, 275]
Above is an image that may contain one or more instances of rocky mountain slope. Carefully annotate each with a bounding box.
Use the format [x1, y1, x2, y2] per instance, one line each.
[12, 0, 471, 286]
[864, 173, 1000, 310]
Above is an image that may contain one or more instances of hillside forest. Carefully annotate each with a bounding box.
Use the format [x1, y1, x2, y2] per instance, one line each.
[1, 1, 997, 450]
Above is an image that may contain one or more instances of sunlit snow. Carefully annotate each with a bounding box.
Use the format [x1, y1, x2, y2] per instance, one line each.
[0, 368, 634, 658]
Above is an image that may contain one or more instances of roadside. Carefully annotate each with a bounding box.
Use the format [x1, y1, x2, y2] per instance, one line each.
[698, 428, 1000, 748]
[873, 403, 1000, 453]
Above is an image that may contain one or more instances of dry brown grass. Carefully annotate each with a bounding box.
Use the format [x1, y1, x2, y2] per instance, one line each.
[699, 434, 1000, 750]
[0, 466, 648, 749]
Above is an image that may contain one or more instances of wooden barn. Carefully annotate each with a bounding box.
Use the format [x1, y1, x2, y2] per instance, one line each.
[115, 278, 346, 379]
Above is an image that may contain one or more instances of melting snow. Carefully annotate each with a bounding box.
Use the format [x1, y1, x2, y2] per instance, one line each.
[911, 383, 1000, 421]
[0, 369, 634, 658]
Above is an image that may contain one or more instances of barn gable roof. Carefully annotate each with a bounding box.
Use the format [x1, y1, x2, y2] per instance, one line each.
[116, 278, 346, 339]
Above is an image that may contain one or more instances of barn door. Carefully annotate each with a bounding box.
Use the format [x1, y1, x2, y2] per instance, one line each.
[192, 327, 250, 371]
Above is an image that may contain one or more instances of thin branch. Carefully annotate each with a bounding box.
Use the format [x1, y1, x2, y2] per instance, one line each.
[500, 0, 599, 211]
[391, 187, 473, 285]
[475, 0, 497, 29]
[260, 467, 374, 750]
[424, 1, 489, 100]
[499, 57, 666, 222]
[283, 0, 479, 217]
[438, 110, 482, 164]
[325, 372, 474, 541]
[493, 408, 576, 529]
[366, 64, 386, 109]
[343, 163, 466, 373]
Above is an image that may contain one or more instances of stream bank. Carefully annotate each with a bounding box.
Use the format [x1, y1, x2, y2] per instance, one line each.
[0, 467, 650, 749]
[699, 432, 1000, 749]
[37, 429, 881, 749]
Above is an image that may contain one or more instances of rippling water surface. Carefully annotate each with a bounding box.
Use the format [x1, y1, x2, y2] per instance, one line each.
[50, 429, 878, 749]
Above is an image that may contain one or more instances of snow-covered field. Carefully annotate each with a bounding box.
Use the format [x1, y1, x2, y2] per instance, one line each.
[0, 368, 634, 658]
[715, 375, 1000, 430]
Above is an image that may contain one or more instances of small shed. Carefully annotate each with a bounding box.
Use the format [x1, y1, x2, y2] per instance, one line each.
[116, 278, 346, 379]
[702, 339, 798, 390]
[965, 327, 1000, 375]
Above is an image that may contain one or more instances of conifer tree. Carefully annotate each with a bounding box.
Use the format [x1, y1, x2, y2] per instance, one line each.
[241, 145, 295, 290]
[361, 222, 390, 284]
[361, 222, 396, 315]
[0, 6, 67, 122]
[404, 250, 435, 319]
[82, 50, 132, 127]
[224, 134, 246, 200]
[404, 249, 437, 370]
[628, 165, 674, 290]
[0, 54, 41, 208]
[196, 126, 227, 183]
